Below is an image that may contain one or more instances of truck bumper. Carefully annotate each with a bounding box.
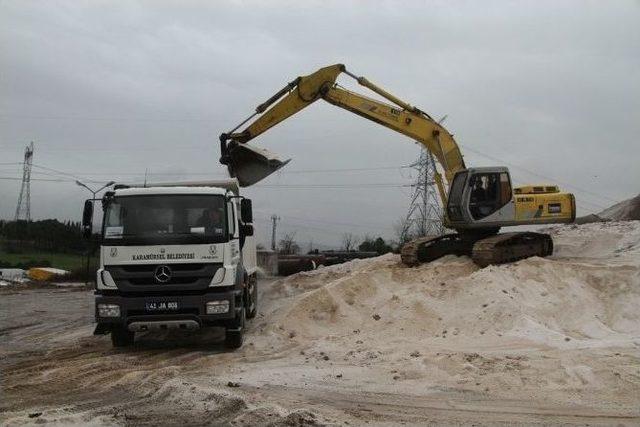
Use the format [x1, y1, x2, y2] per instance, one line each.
[94, 290, 241, 334]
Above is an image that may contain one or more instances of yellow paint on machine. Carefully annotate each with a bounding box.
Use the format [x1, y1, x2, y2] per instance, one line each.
[514, 192, 575, 223]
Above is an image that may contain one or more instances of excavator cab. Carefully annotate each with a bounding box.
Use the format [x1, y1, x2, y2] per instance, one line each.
[467, 171, 513, 220]
[446, 167, 515, 229]
[220, 140, 290, 187]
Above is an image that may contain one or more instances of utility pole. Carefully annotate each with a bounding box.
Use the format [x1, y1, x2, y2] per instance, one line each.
[14, 142, 34, 221]
[401, 146, 445, 243]
[76, 180, 115, 285]
[270, 214, 280, 251]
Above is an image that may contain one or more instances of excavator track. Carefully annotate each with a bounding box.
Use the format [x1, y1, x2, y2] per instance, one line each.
[400, 234, 475, 266]
[471, 232, 553, 268]
[401, 231, 553, 268]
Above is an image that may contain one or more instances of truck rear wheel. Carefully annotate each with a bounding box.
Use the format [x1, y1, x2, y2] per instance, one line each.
[225, 307, 245, 349]
[111, 327, 135, 347]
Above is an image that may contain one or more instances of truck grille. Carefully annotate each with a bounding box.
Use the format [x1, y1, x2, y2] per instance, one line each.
[105, 263, 222, 290]
[120, 263, 208, 273]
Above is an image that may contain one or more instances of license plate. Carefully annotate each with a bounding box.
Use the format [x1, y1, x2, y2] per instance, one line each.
[145, 301, 179, 311]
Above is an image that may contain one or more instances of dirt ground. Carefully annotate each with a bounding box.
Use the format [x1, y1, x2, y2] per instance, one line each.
[2, 221, 640, 426]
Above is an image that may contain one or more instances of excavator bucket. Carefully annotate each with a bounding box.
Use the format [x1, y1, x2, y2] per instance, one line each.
[224, 142, 290, 187]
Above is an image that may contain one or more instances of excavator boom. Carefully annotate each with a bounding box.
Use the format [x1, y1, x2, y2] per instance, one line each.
[219, 63, 464, 206]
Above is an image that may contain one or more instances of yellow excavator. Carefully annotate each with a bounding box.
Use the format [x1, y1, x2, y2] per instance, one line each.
[219, 64, 576, 267]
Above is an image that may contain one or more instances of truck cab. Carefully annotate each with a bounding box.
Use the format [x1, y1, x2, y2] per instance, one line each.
[83, 179, 257, 349]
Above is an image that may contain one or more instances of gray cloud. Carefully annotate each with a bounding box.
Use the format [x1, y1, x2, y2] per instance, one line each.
[1, 0, 638, 247]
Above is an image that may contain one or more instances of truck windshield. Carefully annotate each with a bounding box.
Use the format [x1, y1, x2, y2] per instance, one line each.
[103, 195, 228, 244]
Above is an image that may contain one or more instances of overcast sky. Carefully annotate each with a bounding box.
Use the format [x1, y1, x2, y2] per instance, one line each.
[1, 0, 639, 248]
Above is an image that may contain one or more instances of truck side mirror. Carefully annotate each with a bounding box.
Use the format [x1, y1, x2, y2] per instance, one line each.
[240, 198, 253, 223]
[240, 224, 254, 237]
[82, 200, 94, 239]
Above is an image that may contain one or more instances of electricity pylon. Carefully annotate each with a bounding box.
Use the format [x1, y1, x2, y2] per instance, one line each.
[400, 146, 444, 243]
[14, 142, 34, 221]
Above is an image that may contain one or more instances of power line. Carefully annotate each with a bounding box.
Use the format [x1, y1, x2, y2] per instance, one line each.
[8, 145, 623, 207]
[0, 136, 627, 207]
[0, 152, 623, 212]
[255, 210, 393, 230]
[460, 144, 620, 204]
[6, 168, 410, 183]
[6, 164, 411, 176]
[254, 215, 393, 239]
[283, 165, 410, 174]
[0, 113, 227, 123]
[0, 176, 612, 211]
[30, 163, 92, 182]
[0, 176, 411, 190]
[0, 176, 104, 183]
[0, 175, 611, 212]
[0, 145, 214, 152]
[254, 183, 411, 189]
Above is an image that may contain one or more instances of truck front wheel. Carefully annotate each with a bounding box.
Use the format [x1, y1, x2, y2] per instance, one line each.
[225, 307, 245, 349]
[111, 327, 135, 347]
[246, 278, 258, 319]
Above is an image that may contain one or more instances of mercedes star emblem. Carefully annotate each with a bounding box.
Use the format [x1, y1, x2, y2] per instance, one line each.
[154, 265, 172, 283]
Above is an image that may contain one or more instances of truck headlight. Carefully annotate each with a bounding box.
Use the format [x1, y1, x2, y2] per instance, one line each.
[209, 267, 225, 286]
[99, 270, 117, 288]
[206, 300, 229, 314]
[98, 303, 121, 318]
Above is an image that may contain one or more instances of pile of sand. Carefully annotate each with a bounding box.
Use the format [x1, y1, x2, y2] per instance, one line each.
[3, 221, 638, 425]
[263, 221, 640, 348]
[576, 193, 640, 223]
[247, 221, 640, 412]
[598, 193, 640, 221]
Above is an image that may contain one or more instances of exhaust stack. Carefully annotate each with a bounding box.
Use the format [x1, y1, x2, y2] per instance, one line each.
[220, 140, 290, 187]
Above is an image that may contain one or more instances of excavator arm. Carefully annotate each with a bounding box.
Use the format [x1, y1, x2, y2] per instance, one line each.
[219, 64, 465, 205]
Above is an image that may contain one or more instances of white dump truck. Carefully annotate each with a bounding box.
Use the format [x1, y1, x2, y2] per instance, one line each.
[81, 179, 257, 349]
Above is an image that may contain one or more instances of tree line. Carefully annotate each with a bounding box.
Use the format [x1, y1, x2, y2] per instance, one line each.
[275, 232, 393, 256]
[0, 219, 88, 254]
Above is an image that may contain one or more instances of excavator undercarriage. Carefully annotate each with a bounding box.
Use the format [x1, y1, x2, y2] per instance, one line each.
[400, 231, 554, 268]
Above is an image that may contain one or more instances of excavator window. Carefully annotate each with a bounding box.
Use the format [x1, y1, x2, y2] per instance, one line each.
[446, 171, 468, 221]
[468, 172, 511, 220]
[499, 172, 512, 206]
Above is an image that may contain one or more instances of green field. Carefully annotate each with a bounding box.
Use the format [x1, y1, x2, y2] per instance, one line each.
[0, 250, 88, 271]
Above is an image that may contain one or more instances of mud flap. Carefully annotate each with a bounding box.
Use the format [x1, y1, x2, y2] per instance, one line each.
[222, 142, 290, 187]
